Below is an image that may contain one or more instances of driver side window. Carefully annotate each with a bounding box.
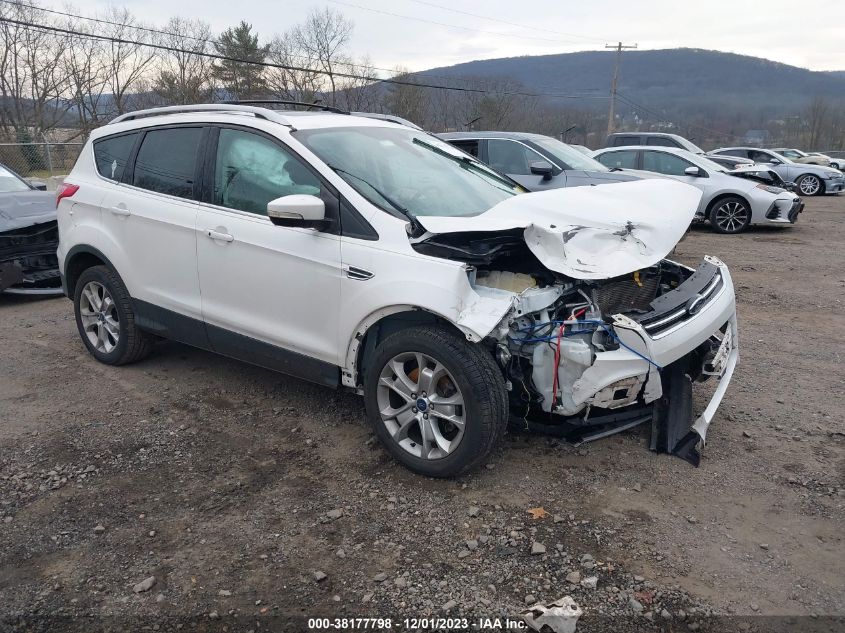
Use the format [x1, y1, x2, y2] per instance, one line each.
[213, 128, 321, 215]
[487, 139, 546, 176]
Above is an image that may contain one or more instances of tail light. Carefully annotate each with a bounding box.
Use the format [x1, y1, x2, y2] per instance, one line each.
[56, 182, 79, 208]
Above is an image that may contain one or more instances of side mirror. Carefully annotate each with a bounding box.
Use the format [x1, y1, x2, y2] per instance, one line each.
[267, 194, 329, 229]
[27, 179, 47, 191]
[684, 166, 703, 177]
[530, 161, 555, 181]
[768, 158, 782, 165]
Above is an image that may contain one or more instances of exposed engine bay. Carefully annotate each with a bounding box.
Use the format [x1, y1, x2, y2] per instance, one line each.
[414, 225, 736, 466]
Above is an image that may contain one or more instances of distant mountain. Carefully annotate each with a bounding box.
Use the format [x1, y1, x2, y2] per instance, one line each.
[416, 48, 845, 121]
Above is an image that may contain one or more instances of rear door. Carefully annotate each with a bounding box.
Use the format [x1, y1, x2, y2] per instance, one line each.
[98, 125, 206, 332]
[195, 125, 343, 379]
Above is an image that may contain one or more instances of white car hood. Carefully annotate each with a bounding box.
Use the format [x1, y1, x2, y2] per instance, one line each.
[416, 179, 702, 280]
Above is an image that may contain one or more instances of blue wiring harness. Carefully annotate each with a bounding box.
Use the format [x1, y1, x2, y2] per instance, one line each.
[508, 319, 663, 370]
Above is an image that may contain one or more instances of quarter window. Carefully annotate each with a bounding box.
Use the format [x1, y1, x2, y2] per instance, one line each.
[487, 139, 546, 176]
[596, 150, 638, 169]
[613, 135, 640, 146]
[642, 151, 695, 176]
[94, 133, 139, 181]
[132, 128, 202, 198]
[213, 128, 321, 215]
[449, 140, 480, 158]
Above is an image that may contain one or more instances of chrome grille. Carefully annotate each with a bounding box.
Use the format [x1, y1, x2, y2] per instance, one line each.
[639, 271, 723, 337]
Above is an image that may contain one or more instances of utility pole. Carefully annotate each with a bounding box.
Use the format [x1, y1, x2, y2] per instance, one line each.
[605, 42, 637, 137]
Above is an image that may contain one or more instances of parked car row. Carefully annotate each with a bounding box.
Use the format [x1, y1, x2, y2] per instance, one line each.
[48, 102, 740, 477]
[437, 130, 807, 234]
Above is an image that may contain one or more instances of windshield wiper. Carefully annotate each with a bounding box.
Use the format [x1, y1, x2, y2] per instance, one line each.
[327, 165, 422, 232]
[411, 138, 517, 189]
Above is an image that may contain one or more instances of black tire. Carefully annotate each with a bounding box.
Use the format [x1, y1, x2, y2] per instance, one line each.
[796, 174, 824, 197]
[708, 196, 751, 234]
[73, 265, 153, 365]
[363, 326, 508, 477]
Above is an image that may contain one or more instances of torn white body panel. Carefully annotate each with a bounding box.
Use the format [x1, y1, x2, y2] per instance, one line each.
[415, 179, 703, 280]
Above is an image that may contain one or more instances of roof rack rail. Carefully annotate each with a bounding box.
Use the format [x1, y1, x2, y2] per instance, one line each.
[224, 100, 350, 115]
[109, 103, 291, 125]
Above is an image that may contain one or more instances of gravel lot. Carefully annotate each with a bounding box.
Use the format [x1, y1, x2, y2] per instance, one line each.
[1, 195, 843, 633]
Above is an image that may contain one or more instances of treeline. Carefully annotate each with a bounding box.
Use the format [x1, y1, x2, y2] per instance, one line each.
[0, 0, 549, 141]
[1, 0, 842, 151]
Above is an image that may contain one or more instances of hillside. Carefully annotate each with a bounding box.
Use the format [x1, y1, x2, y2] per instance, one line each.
[416, 48, 845, 120]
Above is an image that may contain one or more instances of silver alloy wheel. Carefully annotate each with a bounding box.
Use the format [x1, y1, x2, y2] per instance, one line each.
[79, 281, 120, 353]
[713, 200, 749, 233]
[376, 351, 466, 460]
[798, 175, 821, 196]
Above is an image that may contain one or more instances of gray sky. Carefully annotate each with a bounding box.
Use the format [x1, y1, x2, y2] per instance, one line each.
[62, 0, 844, 73]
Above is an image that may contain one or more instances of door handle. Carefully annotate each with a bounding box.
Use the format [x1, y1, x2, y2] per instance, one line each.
[109, 205, 131, 217]
[206, 229, 234, 242]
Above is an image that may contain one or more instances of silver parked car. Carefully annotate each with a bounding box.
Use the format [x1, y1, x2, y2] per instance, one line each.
[711, 147, 844, 196]
[592, 146, 803, 234]
[437, 132, 649, 191]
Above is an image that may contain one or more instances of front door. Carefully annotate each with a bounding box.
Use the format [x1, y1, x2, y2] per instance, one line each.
[196, 126, 342, 381]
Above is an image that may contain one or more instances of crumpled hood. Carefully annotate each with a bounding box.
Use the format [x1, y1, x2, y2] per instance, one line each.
[0, 191, 56, 233]
[415, 179, 702, 280]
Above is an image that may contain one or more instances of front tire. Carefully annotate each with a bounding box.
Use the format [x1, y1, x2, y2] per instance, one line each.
[363, 326, 507, 477]
[74, 265, 153, 365]
[796, 174, 824, 196]
[709, 196, 751, 234]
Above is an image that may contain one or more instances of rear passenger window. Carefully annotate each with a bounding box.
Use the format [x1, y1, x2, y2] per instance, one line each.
[132, 128, 202, 198]
[93, 133, 138, 181]
[613, 135, 640, 146]
[597, 150, 638, 169]
[213, 128, 321, 215]
[646, 137, 680, 147]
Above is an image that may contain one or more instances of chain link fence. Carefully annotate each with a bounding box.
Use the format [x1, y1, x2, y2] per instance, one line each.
[0, 142, 84, 181]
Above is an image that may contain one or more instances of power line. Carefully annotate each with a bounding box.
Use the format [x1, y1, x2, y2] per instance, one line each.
[328, 0, 599, 45]
[8, 1, 603, 95]
[0, 16, 611, 102]
[403, 0, 609, 43]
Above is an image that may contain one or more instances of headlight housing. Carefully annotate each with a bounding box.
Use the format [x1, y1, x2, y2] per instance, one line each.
[756, 184, 784, 194]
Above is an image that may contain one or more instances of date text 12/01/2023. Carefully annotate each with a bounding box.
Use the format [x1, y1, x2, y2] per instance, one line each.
[307, 617, 528, 630]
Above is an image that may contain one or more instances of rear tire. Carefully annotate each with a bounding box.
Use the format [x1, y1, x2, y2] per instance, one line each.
[709, 196, 751, 234]
[363, 326, 507, 477]
[73, 265, 153, 365]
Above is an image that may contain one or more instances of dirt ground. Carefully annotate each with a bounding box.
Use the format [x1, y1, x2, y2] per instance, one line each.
[1, 195, 843, 633]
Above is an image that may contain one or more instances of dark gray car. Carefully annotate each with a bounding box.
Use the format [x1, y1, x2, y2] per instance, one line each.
[437, 132, 645, 191]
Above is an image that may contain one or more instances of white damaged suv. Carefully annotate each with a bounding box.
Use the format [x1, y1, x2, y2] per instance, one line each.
[57, 104, 739, 477]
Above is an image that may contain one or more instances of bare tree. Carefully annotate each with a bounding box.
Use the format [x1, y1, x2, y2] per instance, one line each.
[0, 0, 74, 148]
[99, 7, 158, 116]
[293, 8, 352, 105]
[61, 17, 111, 137]
[152, 17, 214, 105]
[334, 57, 382, 112]
[384, 67, 429, 127]
[804, 96, 830, 150]
[266, 33, 322, 103]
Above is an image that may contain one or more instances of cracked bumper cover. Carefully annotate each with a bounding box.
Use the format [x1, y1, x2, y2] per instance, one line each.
[570, 258, 739, 458]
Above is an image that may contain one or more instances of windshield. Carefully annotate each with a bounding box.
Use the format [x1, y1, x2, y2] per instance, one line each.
[531, 137, 610, 172]
[294, 126, 523, 218]
[0, 165, 31, 193]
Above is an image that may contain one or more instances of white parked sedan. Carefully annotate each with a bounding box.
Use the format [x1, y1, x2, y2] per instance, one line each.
[592, 146, 803, 234]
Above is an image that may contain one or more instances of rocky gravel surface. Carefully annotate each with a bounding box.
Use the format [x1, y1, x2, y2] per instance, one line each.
[1, 196, 844, 632]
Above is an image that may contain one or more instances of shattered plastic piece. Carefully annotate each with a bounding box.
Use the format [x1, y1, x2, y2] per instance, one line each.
[522, 596, 583, 633]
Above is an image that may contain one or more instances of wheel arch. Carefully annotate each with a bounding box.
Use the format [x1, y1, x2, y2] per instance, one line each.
[341, 306, 474, 389]
[64, 245, 118, 298]
[705, 192, 751, 219]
